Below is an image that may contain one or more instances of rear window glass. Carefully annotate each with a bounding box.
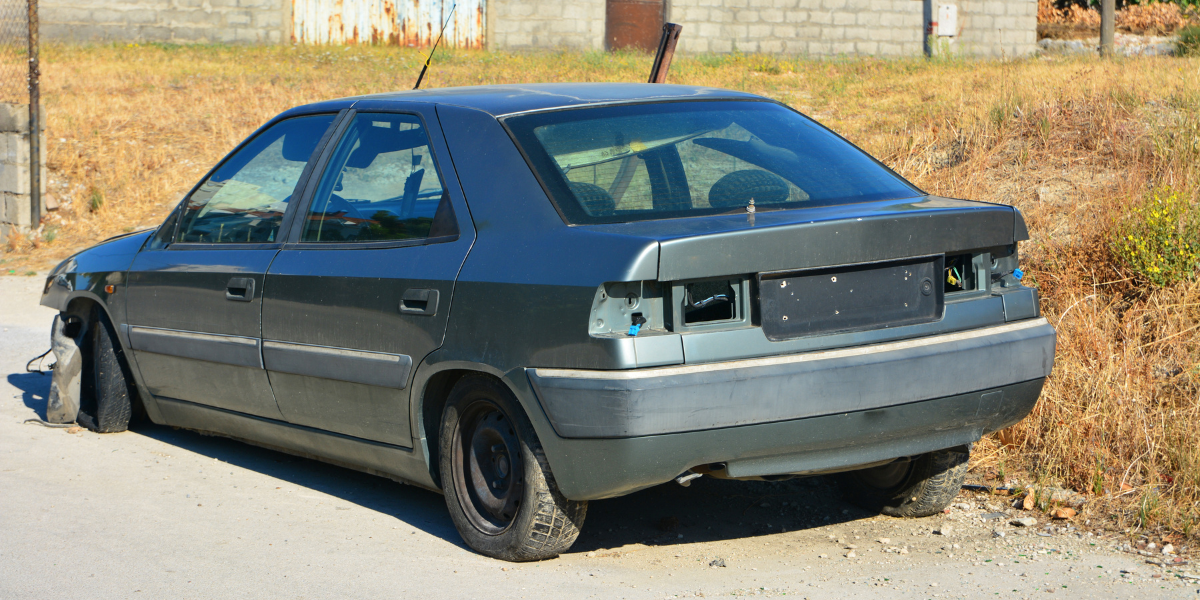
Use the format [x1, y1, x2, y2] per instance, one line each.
[504, 101, 919, 224]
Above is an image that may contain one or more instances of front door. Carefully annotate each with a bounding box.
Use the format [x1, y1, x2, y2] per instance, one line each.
[261, 106, 474, 446]
[125, 113, 338, 419]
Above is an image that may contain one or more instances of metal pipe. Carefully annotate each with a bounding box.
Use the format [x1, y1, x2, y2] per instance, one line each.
[27, 0, 40, 228]
[1100, 0, 1115, 57]
[647, 23, 682, 84]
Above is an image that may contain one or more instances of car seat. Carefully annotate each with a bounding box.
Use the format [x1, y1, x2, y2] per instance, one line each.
[707, 169, 790, 209]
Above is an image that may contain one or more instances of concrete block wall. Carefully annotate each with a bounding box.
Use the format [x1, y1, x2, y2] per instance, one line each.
[668, 0, 925, 56]
[0, 104, 47, 246]
[40, 0, 288, 44]
[954, 0, 1037, 57]
[488, 0, 605, 50]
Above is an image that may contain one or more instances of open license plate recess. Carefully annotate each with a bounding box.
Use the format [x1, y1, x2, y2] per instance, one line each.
[758, 255, 944, 341]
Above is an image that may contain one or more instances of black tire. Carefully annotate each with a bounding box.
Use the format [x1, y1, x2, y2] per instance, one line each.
[76, 311, 133, 433]
[837, 446, 970, 518]
[439, 375, 586, 561]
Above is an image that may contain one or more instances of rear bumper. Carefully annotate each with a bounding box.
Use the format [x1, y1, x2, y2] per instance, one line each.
[526, 318, 1055, 500]
[529, 318, 1055, 438]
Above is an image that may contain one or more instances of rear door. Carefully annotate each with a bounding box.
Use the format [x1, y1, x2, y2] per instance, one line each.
[261, 104, 475, 446]
[125, 113, 339, 418]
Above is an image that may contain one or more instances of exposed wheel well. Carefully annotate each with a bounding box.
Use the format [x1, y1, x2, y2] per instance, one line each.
[62, 297, 145, 423]
[420, 369, 515, 489]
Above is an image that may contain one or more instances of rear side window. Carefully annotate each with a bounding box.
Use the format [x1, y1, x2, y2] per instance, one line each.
[301, 112, 457, 243]
[176, 114, 336, 243]
[504, 101, 919, 224]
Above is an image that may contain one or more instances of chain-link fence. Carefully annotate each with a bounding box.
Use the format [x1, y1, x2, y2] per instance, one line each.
[0, 0, 39, 232]
[0, 0, 30, 106]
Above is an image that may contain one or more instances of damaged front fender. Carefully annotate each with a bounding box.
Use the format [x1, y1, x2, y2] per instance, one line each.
[47, 314, 84, 424]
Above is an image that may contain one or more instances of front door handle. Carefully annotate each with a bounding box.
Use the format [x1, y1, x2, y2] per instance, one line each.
[226, 277, 256, 302]
[400, 288, 439, 316]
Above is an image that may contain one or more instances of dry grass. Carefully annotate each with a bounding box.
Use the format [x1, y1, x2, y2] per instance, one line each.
[3, 44, 1200, 541]
[1038, 0, 1194, 39]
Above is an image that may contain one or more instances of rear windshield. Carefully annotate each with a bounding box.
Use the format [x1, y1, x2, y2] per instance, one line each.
[504, 100, 920, 225]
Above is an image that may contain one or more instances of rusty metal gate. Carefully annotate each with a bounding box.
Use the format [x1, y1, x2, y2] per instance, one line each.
[292, 0, 484, 48]
[606, 0, 663, 52]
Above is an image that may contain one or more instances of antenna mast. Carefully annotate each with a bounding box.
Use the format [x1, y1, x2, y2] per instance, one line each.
[414, 4, 458, 90]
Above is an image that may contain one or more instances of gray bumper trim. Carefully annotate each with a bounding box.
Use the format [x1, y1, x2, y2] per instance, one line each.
[529, 318, 1056, 438]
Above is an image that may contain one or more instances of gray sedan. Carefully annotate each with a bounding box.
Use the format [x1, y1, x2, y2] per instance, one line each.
[40, 83, 1055, 561]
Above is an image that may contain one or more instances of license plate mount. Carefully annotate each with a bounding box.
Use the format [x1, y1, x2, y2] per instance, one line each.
[758, 255, 944, 341]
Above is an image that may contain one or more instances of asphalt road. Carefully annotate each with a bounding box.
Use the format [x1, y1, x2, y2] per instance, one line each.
[1, 275, 1196, 599]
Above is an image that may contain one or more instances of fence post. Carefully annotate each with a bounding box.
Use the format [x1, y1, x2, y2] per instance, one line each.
[1099, 0, 1114, 57]
[26, 0, 38, 227]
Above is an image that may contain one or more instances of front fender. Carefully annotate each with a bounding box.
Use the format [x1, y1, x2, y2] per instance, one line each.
[41, 230, 153, 330]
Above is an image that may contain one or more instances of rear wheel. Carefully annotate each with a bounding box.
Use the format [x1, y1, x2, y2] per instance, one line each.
[837, 446, 970, 517]
[439, 375, 586, 561]
[76, 311, 134, 433]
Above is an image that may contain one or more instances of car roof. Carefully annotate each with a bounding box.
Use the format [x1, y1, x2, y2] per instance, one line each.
[290, 83, 768, 118]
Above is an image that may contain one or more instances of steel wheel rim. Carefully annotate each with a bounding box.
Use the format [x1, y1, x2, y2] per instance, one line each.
[452, 399, 524, 535]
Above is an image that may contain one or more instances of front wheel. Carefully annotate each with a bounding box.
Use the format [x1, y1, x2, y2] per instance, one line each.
[438, 375, 586, 561]
[837, 446, 970, 517]
[77, 310, 134, 433]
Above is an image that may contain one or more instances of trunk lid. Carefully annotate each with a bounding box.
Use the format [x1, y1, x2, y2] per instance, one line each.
[582, 195, 1017, 281]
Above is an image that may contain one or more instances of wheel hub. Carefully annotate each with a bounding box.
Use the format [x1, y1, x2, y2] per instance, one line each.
[454, 401, 524, 535]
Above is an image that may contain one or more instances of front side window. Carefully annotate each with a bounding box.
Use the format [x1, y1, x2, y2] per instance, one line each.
[302, 113, 457, 243]
[504, 101, 920, 224]
[176, 114, 336, 243]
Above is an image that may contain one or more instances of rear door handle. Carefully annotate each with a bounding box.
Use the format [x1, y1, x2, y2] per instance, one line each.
[399, 288, 439, 316]
[226, 277, 256, 302]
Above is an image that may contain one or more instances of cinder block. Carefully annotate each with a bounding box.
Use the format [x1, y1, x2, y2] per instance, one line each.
[786, 39, 808, 52]
[822, 0, 847, 9]
[877, 41, 904, 55]
[699, 22, 723, 38]
[856, 12, 880, 25]
[684, 6, 709, 20]
[90, 9, 124, 24]
[831, 41, 854, 54]
[4, 193, 26, 226]
[0, 104, 28, 134]
[832, 12, 855, 25]
[683, 37, 710, 52]
[807, 11, 832, 24]
[710, 8, 733, 22]
[844, 26, 868, 40]
[735, 10, 760, 22]
[772, 24, 796, 37]
[846, 0, 871, 10]
[819, 25, 845, 40]
[126, 9, 159, 25]
[872, 26, 894, 41]
[761, 8, 784, 21]
[856, 40, 879, 54]
[227, 13, 252, 26]
[761, 39, 784, 52]
[748, 23, 772, 37]
[711, 38, 734, 52]
[795, 25, 821, 38]
[784, 10, 809, 23]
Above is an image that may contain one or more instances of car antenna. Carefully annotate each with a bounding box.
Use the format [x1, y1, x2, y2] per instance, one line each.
[413, 4, 457, 90]
[647, 23, 683, 83]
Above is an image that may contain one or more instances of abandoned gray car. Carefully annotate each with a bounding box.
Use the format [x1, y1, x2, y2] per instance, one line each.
[40, 83, 1056, 561]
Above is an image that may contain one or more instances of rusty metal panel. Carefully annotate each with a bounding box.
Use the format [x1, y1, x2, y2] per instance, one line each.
[293, 0, 484, 48]
[606, 0, 663, 52]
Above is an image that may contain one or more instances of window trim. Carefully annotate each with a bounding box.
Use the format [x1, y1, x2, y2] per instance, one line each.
[162, 110, 346, 249]
[282, 108, 460, 249]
